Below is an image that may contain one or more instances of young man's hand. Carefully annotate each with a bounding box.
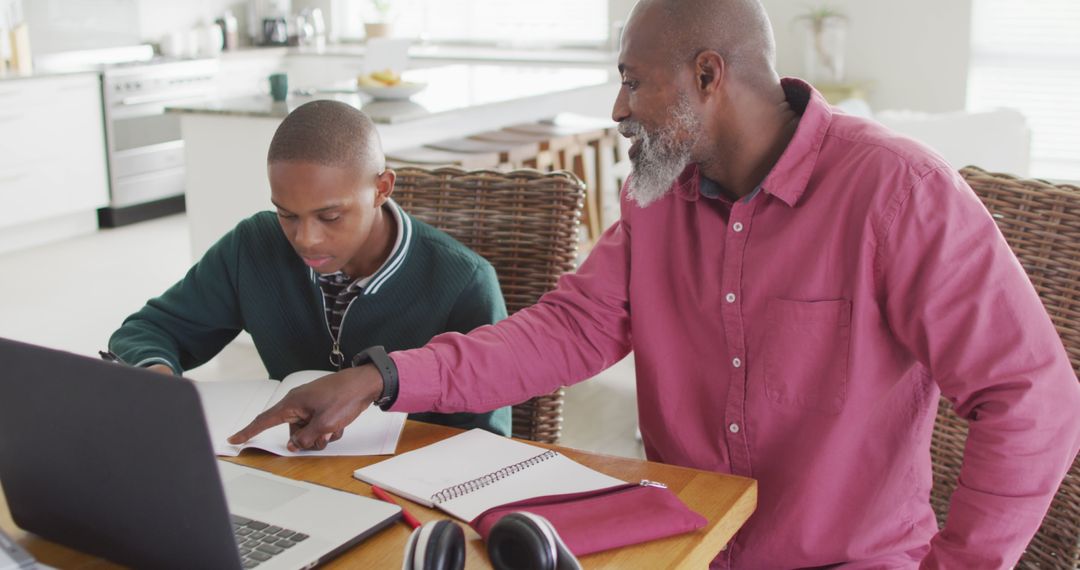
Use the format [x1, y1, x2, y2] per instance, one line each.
[146, 364, 174, 375]
[228, 365, 385, 451]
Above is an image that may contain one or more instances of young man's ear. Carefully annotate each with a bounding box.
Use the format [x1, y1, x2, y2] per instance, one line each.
[373, 168, 396, 206]
[694, 50, 725, 95]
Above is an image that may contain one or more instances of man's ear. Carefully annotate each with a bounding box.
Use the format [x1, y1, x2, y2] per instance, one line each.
[694, 50, 725, 95]
[373, 168, 396, 207]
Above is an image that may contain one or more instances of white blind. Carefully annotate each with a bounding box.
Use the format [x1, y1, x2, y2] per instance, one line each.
[337, 0, 609, 47]
[967, 0, 1080, 182]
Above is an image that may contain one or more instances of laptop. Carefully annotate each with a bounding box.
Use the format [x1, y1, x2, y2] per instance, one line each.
[0, 337, 401, 569]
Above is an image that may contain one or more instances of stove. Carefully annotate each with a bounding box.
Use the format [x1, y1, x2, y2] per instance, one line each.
[99, 57, 219, 226]
[37, 46, 220, 227]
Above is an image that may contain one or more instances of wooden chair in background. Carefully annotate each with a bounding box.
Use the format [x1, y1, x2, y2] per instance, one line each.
[389, 114, 627, 248]
[391, 167, 585, 443]
[931, 166, 1080, 568]
[504, 115, 622, 243]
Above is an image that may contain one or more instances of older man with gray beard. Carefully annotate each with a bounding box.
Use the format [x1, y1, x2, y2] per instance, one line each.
[618, 92, 703, 206]
[232, 0, 1080, 567]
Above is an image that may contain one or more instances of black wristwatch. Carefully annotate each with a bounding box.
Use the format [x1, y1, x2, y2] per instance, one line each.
[351, 345, 399, 410]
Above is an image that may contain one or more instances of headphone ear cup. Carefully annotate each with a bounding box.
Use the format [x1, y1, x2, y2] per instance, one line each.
[403, 524, 423, 570]
[487, 512, 556, 570]
[424, 520, 465, 570]
[517, 513, 580, 570]
[403, 520, 465, 570]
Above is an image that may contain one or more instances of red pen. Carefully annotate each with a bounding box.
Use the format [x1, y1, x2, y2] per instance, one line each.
[371, 485, 422, 529]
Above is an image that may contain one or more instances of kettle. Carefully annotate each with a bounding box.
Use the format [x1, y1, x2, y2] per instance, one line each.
[261, 17, 288, 46]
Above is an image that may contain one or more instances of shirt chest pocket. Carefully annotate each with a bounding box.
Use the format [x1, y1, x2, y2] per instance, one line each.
[764, 298, 851, 415]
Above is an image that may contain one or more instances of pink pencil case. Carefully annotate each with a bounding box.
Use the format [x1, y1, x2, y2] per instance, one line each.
[469, 481, 707, 556]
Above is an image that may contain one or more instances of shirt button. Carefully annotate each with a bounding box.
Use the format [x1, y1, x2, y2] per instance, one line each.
[729, 422, 740, 434]
[732, 357, 742, 368]
[725, 293, 736, 303]
[732, 222, 744, 232]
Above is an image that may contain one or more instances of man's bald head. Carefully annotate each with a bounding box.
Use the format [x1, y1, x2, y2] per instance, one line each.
[267, 100, 385, 175]
[628, 0, 777, 90]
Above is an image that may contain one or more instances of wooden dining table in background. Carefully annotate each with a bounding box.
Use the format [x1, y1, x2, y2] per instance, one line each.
[1, 421, 757, 569]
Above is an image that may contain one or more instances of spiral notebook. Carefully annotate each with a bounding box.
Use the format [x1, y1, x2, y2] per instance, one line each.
[352, 429, 625, 521]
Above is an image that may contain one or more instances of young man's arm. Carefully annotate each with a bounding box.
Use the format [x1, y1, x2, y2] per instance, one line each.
[880, 167, 1080, 568]
[109, 224, 246, 375]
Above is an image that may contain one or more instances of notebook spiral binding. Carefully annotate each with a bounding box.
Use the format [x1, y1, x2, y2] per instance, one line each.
[430, 449, 560, 504]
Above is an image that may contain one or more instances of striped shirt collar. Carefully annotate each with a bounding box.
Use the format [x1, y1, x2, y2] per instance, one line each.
[309, 198, 413, 295]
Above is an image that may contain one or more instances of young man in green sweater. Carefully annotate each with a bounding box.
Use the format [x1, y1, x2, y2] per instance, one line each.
[108, 100, 510, 435]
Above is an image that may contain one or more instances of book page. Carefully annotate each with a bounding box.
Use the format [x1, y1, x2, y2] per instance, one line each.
[193, 379, 278, 456]
[353, 429, 624, 517]
[194, 371, 406, 457]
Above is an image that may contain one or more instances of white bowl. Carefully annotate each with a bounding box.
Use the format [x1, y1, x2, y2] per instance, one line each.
[356, 81, 427, 100]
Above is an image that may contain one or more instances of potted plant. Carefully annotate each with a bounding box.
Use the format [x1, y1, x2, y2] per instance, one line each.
[794, 5, 848, 84]
[365, 0, 394, 39]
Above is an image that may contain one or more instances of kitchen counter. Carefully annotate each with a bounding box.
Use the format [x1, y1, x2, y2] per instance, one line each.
[168, 64, 613, 124]
[174, 63, 619, 260]
[0, 69, 99, 83]
[218, 43, 617, 68]
[289, 43, 617, 65]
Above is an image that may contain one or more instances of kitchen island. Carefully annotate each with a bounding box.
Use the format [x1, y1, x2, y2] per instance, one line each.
[170, 63, 618, 260]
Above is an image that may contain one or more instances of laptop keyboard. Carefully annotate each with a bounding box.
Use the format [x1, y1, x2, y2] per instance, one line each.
[231, 514, 308, 568]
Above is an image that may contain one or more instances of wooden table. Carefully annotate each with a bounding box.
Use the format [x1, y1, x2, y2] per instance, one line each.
[1, 422, 756, 569]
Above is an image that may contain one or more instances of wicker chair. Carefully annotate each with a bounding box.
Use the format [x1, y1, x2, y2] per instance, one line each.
[391, 167, 585, 443]
[930, 166, 1080, 568]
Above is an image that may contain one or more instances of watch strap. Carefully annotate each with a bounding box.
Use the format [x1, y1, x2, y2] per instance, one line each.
[351, 345, 399, 410]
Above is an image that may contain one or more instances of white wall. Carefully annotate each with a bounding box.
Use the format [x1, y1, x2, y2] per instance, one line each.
[136, 0, 331, 46]
[608, 0, 972, 113]
[763, 0, 971, 112]
[24, 0, 251, 53]
[135, 0, 248, 45]
[23, 0, 141, 54]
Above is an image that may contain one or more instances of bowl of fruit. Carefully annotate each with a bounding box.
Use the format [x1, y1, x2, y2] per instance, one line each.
[356, 69, 426, 100]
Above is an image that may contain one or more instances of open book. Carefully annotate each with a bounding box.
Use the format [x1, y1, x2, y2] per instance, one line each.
[193, 370, 406, 457]
[353, 429, 625, 521]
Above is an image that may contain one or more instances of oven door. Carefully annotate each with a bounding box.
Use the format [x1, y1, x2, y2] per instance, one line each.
[106, 92, 207, 207]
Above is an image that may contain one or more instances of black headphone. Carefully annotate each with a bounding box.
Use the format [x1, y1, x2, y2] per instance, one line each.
[402, 519, 465, 570]
[403, 513, 581, 570]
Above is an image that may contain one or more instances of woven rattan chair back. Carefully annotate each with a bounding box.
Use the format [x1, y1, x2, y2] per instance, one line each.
[930, 166, 1080, 568]
[391, 167, 585, 443]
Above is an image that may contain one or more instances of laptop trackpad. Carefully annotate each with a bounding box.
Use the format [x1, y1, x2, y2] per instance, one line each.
[226, 473, 309, 512]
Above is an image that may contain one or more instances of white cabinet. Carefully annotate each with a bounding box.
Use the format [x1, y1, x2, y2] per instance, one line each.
[0, 73, 109, 233]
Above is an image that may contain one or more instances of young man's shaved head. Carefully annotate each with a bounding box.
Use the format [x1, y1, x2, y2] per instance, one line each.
[267, 99, 386, 175]
[266, 100, 397, 278]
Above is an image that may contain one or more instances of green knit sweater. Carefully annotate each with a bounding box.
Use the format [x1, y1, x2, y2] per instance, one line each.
[109, 208, 510, 435]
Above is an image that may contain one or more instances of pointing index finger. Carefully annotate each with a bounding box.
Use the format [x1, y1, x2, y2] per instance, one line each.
[227, 404, 301, 445]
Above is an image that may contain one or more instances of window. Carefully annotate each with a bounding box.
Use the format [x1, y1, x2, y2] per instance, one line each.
[967, 0, 1080, 181]
[336, 0, 609, 47]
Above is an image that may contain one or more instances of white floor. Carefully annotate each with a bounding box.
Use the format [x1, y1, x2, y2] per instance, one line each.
[0, 214, 643, 459]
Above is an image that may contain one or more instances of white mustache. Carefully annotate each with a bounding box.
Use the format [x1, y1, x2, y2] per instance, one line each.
[618, 121, 644, 139]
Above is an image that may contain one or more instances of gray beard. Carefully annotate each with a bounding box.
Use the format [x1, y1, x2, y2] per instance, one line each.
[622, 97, 700, 207]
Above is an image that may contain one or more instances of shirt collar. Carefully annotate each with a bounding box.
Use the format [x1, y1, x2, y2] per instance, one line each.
[670, 78, 832, 207]
[759, 78, 833, 207]
[310, 198, 411, 292]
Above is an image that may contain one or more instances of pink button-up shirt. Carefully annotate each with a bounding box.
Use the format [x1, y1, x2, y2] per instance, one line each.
[390, 79, 1080, 568]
